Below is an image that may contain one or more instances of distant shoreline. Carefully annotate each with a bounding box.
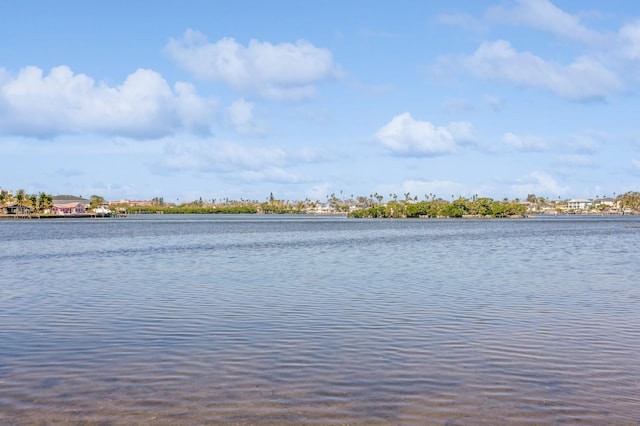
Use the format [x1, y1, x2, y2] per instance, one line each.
[1, 212, 635, 221]
[0, 214, 118, 220]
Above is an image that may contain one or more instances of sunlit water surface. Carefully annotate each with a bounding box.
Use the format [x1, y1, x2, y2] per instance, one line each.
[1, 215, 639, 425]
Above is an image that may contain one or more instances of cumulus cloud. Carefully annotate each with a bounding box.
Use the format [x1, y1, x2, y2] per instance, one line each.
[375, 112, 473, 157]
[509, 171, 569, 197]
[160, 140, 287, 173]
[461, 40, 622, 101]
[486, 0, 605, 45]
[155, 139, 321, 184]
[438, 2, 640, 100]
[173, 82, 217, 135]
[0, 65, 216, 139]
[225, 98, 266, 136]
[618, 20, 640, 61]
[503, 132, 547, 151]
[238, 167, 301, 183]
[164, 29, 340, 100]
[567, 132, 602, 154]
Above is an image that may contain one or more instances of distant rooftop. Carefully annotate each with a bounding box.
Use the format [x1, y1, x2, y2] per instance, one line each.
[52, 195, 90, 204]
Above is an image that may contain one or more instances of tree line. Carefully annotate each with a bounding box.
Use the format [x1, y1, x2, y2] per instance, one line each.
[348, 196, 527, 218]
[3, 188, 640, 217]
[0, 190, 53, 213]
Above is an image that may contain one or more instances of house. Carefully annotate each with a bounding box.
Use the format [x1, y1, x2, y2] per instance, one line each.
[110, 199, 154, 207]
[52, 195, 90, 208]
[567, 199, 592, 211]
[51, 195, 90, 215]
[93, 203, 112, 216]
[594, 197, 619, 209]
[304, 203, 338, 214]
[2, 203, 31, 215]
[52, 202, 87, 215]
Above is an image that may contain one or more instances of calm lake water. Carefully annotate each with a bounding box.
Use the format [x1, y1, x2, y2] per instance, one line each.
[1, 215, 639, 425]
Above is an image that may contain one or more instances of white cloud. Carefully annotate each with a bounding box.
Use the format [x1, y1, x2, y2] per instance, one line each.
[567, 132, 602, 154]
[225, 98, 266, 136]
[238, 167, 301, 183]
[509, 171, 569, 198]
[618, 20, 640, 60]
[461, 40, 622, 101]
[555, 154, 594, 167]
[160, 140, 287, 173]
[174, 82, 217, 135]
[0, 66, 215, 139]
[632, 159, 640, 170]
[503, 132, 547, 151]
[154, 136, 331, 185]
[486, 0, 605, 45]
[375, 112, 473, 157]
[164, 29, 340, 100]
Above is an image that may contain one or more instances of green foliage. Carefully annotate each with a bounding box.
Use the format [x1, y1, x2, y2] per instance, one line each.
[621, 191, 640, 211]
[123, 204, 260, 214]
[0, 189, 54, 213]
[118, 201, 304, 215]
[89, 194, 106, 209]
[348, 197, 527, 219]
[4, 188, 637, 219]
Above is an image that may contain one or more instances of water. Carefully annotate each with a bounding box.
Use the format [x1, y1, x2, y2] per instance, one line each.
[1, 215, 639, 425]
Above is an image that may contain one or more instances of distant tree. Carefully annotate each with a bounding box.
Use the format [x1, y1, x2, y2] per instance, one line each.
[621, 191, 640, 212]
[28, 194, 37, 210]
[90, 195, 106, 209]
[328, 193, 340, 209]
[15, 189, 25, 205]
[38, 192, 53, 212]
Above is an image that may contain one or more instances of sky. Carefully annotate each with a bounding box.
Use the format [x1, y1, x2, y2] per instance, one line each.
[1, 0, 640, 203]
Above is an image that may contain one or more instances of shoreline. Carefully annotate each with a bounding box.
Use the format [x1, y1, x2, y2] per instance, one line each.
[1, 212, 634, 221]
[0, 214, 122, 220]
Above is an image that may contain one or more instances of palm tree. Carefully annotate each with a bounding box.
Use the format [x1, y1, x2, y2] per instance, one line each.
[12, 189, 27, 215]
[16, 189, 25, 205]
[38, 192, 53, 213]
[28, 194, 37, 211]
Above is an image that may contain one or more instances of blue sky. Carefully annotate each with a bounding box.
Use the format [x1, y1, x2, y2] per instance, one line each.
[2, 0, 640, 203]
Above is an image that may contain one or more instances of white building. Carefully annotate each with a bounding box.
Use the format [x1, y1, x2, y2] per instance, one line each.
[567, 199, 592, 211]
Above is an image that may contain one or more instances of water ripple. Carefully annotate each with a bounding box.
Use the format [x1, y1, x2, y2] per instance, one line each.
[1, 216, 640, 424]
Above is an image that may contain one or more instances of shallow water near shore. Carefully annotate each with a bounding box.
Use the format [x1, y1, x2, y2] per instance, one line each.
[1, 215, 639, 425]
